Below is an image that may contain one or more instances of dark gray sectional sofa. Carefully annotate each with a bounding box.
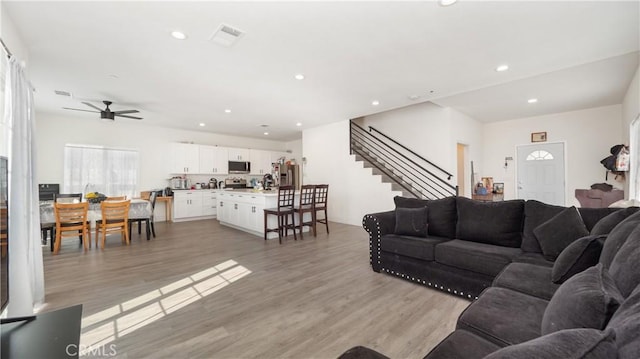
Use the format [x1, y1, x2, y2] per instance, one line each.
[342, 196, 640, 358]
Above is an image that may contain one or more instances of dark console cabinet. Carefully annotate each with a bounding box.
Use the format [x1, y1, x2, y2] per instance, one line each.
[1, 305, 82, 359]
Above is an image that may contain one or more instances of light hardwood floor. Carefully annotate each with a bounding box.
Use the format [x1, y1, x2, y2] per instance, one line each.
[41, 219, 469, 359]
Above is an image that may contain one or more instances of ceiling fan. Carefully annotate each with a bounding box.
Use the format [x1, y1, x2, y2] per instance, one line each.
[63, 100, 142, 120]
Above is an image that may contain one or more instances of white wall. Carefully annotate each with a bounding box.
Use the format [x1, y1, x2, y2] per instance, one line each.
[447, 108, 484, 197]
[303, 120, 399, 226]
[482, 105, 624, 206]
[36, 112, 296, 195]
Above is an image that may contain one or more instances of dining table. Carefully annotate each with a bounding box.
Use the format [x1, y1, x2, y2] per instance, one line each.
[40, 199, 153, 248]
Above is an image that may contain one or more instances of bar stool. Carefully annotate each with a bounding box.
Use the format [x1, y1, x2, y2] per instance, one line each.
[313, 184, 329, 236]
[294, 185, 316, 239]
[264, 185, 297, 244]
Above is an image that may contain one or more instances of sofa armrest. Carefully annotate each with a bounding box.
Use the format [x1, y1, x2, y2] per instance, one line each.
[363, 210, 396, 272]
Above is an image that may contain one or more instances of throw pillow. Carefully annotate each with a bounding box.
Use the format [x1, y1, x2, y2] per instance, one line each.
[394, 196, 457, 238]
[534, 206, 589, 261]
[522, 200, 566, 253]
[599, 210, 640, 269]
[552, 235, 606, 284]
[590, 207, 640, 235]
[394, 207, 428, 237]
[456, 197, 525, 247]
[484, 328, 617, 359]
[607, 224, 640, 297]
[541, 264, 623, 335]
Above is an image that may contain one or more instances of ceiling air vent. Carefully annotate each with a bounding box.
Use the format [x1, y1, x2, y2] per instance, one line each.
[210, 23, 245, 47]
[54, 90, 72, 97]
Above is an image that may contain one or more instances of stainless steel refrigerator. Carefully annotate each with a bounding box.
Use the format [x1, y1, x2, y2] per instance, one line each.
[278, 164, 300, 189]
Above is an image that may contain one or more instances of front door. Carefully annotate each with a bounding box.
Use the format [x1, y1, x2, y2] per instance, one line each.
[516, 142, 565, 205]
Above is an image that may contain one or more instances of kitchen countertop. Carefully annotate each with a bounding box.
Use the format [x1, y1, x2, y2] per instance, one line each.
[219, 188, 280, 196]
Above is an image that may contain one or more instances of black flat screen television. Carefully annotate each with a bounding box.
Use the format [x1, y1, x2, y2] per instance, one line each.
[1, 156, 8, 313]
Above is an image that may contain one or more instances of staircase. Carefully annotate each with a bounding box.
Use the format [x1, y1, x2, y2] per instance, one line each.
[350, 120, 458, 199]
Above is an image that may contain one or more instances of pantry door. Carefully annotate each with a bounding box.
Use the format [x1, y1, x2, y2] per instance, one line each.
[516, 142, 566, 206]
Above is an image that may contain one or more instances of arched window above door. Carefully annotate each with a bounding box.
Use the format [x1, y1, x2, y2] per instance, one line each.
[526, 150, 554, 161]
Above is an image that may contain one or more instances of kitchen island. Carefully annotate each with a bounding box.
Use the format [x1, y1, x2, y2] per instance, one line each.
[217, 189, 310, 239]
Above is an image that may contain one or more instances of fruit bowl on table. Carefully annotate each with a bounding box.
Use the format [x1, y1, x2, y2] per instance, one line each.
[85, 192, 107, 203]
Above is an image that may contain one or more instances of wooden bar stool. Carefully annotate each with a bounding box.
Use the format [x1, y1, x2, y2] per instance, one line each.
[294, 185, 315, 239]
[312, 184, 329, 236]
[264, 185, 297, 244]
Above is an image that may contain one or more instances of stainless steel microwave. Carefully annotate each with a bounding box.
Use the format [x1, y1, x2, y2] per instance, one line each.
[228, 161, 251, 174]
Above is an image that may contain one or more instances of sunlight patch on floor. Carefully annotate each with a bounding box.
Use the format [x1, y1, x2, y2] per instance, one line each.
[79, 259, 251, 355]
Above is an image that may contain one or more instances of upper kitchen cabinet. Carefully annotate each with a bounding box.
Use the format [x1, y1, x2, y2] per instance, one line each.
[170, 143, 200, 174]
[199, 146, 229, 175]
[228, 148, 250, 161]
[271, 151, 289, 164]
[250, 149, 271, 175]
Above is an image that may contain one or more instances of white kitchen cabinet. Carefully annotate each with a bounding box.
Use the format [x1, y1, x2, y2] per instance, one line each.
[170, 143, 200, 174]
[201, 190, 217, 216]
[199, 146, 229, 175]
[270, 151, 289, 164]
[228, 148, 250, 161]
[173, 190, 217, 221]
[250, 149, 272, 175]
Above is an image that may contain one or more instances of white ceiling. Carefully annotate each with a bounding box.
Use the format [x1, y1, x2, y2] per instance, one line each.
[4, 1, 639, 141]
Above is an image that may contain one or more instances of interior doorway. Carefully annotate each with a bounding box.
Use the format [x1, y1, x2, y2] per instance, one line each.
[457, 143, 467, 197]
[516, 142, 566, 205]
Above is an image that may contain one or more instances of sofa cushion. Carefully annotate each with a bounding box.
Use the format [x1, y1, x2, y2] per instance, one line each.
[512, 252, 554, 267]
[394, 207, 428, 237]
[522, 200, 565, 253]
[337, 346, 390, 359]
[606, 284, 640, 359]
[423, 329, 502, 359]
[483, 328, 617, 359]
[394, 196, 457, 238]
[455, 197, 524, 248]
[578, 207, 620, 232]
[541, 264, 623, 335]
[493, 263, 559, 300]
[534, 206, 589, 261]
[435, 240, 521, 276]
[552, 235, 606, 284]
[608, 224, 640, 297]
[380, 234, 448, 261]
[599, 210, 640, 269]
[590, 207, 639, 235]
[457, 287, 547, 346]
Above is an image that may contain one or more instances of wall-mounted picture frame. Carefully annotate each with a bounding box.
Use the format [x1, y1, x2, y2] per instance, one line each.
[531, 132, 547, 142]
[493, 182, 504, 194]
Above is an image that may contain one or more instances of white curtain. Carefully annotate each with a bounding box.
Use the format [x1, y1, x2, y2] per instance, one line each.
[630, 115, 640, 201]
[64, 145, 139, 198]
[3, 57, 45, 316]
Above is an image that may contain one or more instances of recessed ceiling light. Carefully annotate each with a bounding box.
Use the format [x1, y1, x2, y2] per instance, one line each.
[528, 98, 538, 104]
[372, 100, 380, 106]
[408, 95, 421, 101]
[495, 64, 509, 72]
[108, 74, 119, 79]
[224, 109, 231, 113]
[199, 123, 205, 127]
[294, 74, 305, 80]
[171, 31, 187, 40]
[296, 122, 302, 127]
[263, 132, 269, 135]
[439, 0, 458, 6]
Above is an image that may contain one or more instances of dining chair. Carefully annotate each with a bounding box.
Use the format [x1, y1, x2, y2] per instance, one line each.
[48, 193, 84, 251]
[293, 185, 315, 239]
[312, 184, 329, 236]
[96, 200, 131, 249]
[264, 185, 297, 244]
[106, 196, 127, 201]
[53, 202, 90, 254]
[128, 191, 157, 240]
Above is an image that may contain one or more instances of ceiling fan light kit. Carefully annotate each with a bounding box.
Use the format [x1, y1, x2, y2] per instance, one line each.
[63, 100, 143, 121]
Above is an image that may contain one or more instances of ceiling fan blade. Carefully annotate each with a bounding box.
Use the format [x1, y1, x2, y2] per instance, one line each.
[116, 114, 143, 120]
[113, 110, 139, 115]
[81, 102, 104, 111]
[62, 107, 100, 113]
